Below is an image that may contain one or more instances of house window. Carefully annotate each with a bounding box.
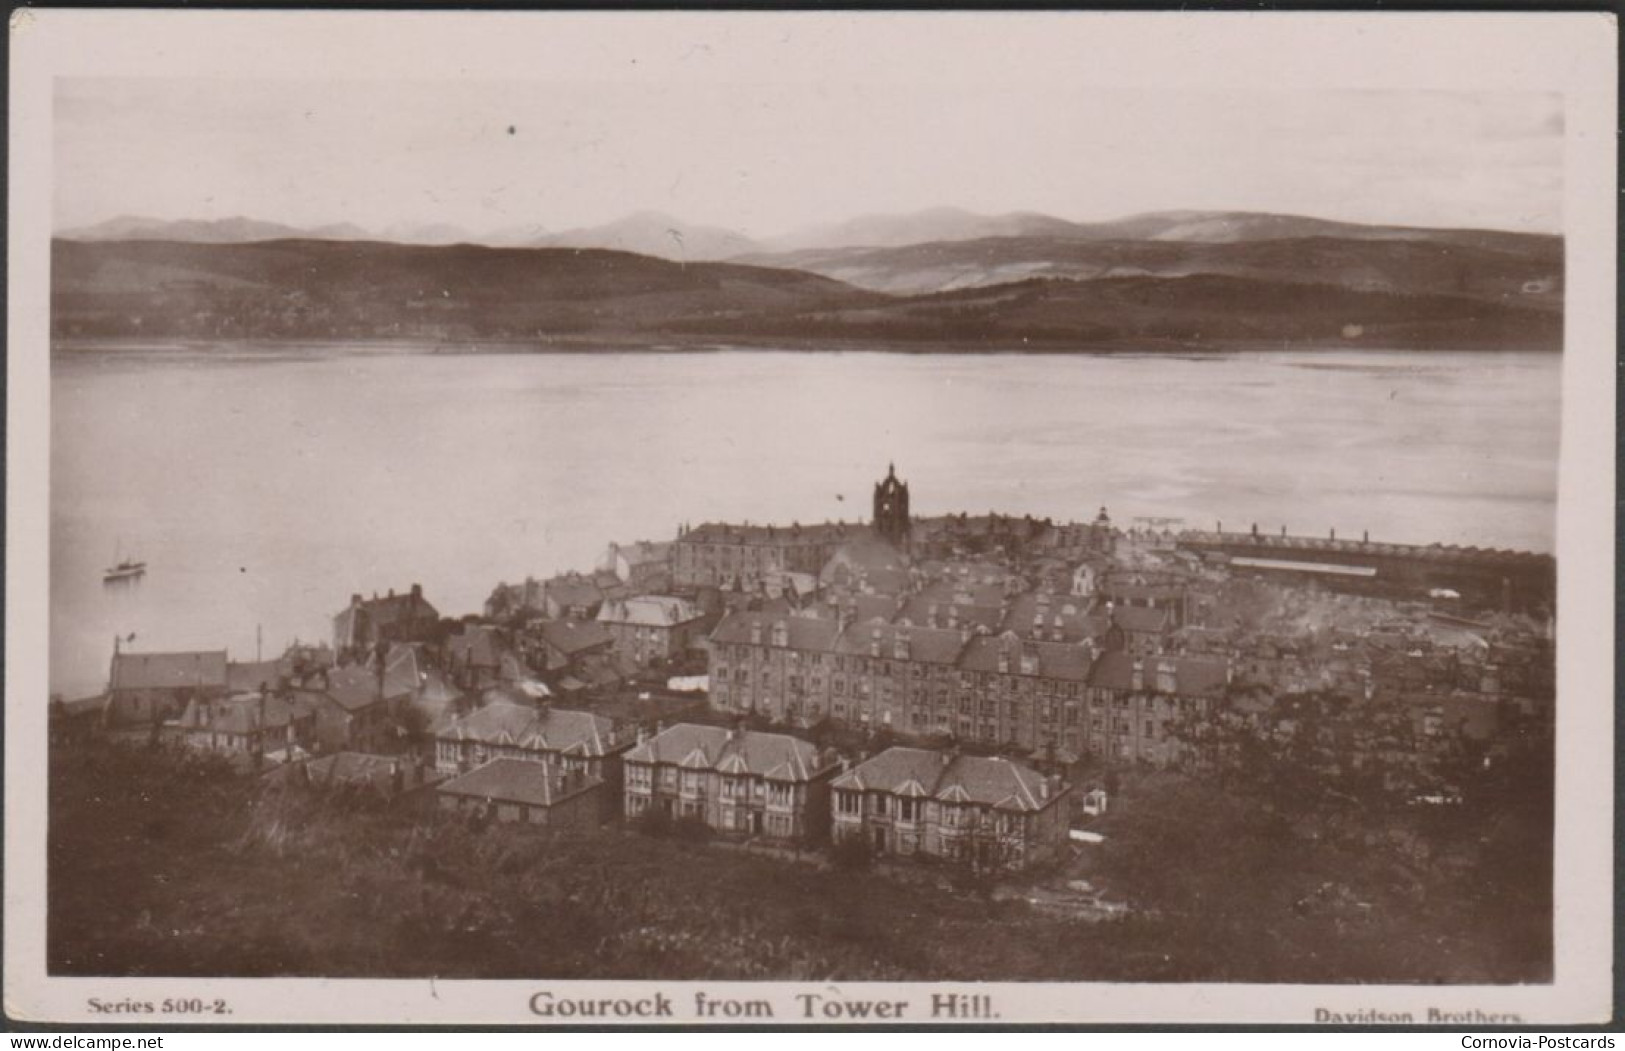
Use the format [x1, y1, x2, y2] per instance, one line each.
[837, 791, 860, 815]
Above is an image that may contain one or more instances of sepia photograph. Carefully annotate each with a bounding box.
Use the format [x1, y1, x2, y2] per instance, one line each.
[6, 9, 1615, 1027]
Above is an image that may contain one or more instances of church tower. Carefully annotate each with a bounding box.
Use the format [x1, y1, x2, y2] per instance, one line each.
[873, 462, 911, 546]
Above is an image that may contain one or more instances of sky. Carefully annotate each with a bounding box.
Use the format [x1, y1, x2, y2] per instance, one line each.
[52, 56, 1564, 240]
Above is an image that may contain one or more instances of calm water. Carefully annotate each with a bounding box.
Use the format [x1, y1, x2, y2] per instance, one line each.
[49, 343, 1560, 699]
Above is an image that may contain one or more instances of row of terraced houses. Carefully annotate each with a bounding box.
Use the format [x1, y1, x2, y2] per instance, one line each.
[707, 611, 1231, 766]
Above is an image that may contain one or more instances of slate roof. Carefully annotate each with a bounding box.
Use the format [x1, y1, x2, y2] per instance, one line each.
[439, 701, 621, 756]
[915, 578, 1010, 607]
[110, 651, 229, 693]
[682, 522, 850, 546]
[543, 575, 605, 611]
[832, 747, 1059, 812]
[720, 592, 797, 617]
[1111, 606, 1175, 634]
[958, 633, 1094, 682]
[437, 759, 602, 808]
[710, 611, 843, 653]
[382, 644, 424, 697]
[596, 596, 703, 628]
[226, 660, 285, 694]
[838, 593, 905, 625]
[538, 619, 614, 656]
[624, 723, 828, 782]
[1086, 652, 1230, 696]
[895, 595, 1005, 633]
[323, 665, 389, 712]
[447, 625, 506, 668]
[1001, 594, 1097, 642]
[820, 535, 910, 583]
[833, 622, 967, 665]
[1086, 651, 1136, 691]
[173, 693, 313, 735]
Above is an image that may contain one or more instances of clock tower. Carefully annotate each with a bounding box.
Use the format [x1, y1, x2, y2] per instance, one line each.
[872, 463, 911, 546]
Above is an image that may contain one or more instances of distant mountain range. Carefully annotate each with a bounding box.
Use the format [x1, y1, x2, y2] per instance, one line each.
[61, 206, 1563, 255]
[61, 214, 485, 247]
[51, 206, 1563, 351]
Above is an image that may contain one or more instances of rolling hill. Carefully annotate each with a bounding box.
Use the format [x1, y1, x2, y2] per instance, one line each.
[731, 232, 1565, 305]
[50, 238, 873, 342]
[672, 272, 1563, 351]
[51, 234, 1562, 351]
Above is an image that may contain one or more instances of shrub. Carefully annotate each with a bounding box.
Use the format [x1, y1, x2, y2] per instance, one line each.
[632, 805, 673, 838]
[671, 816, 713, 845]
[829, 834, 873, 872]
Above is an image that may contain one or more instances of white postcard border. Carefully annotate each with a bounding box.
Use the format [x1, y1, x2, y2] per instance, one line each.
[6, 9, 1616, 1026]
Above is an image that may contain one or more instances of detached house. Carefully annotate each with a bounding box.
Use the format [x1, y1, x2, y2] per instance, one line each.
[436, 760, 604, 831]
[433, 701, 625, 774]
[622, 723, 837, 841]
[168, 692, 317, 761]
[831, 747, 1070, 871]
[541, 573, 607, 620]
[303, 654, 419, 754]
[596, 596, 706, 668]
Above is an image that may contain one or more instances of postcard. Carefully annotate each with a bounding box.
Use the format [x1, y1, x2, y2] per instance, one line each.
[6, 8, 1615, 1026]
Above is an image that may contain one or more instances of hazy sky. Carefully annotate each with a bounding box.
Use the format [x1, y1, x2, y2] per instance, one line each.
[54, 76, 1563, 238]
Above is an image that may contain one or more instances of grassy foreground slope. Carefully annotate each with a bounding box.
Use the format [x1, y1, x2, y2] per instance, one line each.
[50, 740, 1549, 983]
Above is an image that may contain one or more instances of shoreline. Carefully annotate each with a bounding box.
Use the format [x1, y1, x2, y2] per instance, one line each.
[49, 334, 1566, 357]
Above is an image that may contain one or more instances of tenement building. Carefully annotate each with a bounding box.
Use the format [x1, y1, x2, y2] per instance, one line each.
[705, 609, 1231, 766]
[332, 584, 439, 658]
[830, 746, 1071, 870]
[672, 521, 852, 589]
[621, 723, 838, 840]
[670, 463, 914, 588]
